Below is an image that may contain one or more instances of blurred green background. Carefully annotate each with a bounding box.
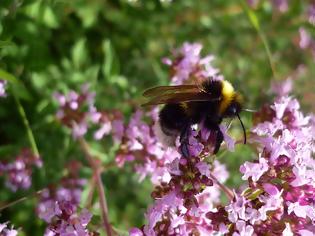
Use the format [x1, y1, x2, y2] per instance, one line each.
[0, 0, 314, 235]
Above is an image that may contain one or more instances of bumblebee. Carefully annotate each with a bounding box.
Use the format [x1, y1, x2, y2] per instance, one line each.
[142, 79, 246, 157]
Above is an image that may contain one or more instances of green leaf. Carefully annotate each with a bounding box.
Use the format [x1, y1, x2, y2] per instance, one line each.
[241, 0, 277, 80]
[0, 69, 32, 100]
[0, 145, 17, 157]
[43, 5, 59, 28]
[247, 9, 259, 30]
[0, 69, 19, 84]
[11, 83, 32, 101]
[0, 41, 14, 49]
[102, 40, 120, 80]
[72, 38, 88, 69]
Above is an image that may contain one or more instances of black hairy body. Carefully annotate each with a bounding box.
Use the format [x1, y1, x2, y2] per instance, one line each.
[143, 79, 245, 157]
[159, 80, 225, 155]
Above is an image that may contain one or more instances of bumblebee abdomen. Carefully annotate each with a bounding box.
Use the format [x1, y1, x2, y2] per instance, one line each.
[159, 103, 190, 135]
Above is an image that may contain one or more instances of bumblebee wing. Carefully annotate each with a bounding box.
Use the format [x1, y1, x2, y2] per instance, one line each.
[141, 92, 220, 107]
[143, 85, 200, 97]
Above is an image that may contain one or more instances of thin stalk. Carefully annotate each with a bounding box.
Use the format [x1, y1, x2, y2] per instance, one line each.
[85, 176, 96, 209]
[240, 0, 278, 80]
[78, 137, 113, 236]
[12, 90, 40, 158]
[0, 189, 43, 212]
[209, 173, 234, 201]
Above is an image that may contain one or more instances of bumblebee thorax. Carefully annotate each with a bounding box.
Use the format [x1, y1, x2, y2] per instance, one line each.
[219, 80, 235, 115]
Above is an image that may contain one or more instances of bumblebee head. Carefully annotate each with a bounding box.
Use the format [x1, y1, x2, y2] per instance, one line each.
[222, 93, 246, 144]
[222, 100, 242, 118]
[221, 91, 243, 117]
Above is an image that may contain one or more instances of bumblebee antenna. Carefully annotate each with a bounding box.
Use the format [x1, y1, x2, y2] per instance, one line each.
[237, 113, 246, 144]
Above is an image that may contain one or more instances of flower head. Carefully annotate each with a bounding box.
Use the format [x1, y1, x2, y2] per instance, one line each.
[0, 222, 18, 236]
[163, 42, 223, 85]
[54, 85, 124, 141]
[0, 148, 42, 191]
[0, 80, 7, 97]
[128, 44, 315, 235]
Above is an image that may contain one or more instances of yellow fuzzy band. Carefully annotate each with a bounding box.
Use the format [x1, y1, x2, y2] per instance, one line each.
[219, 80, 235, 115]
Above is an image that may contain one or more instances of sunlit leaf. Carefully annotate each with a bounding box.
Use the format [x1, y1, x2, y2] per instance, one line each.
[0, 69, 19, 84]
[72, 38, 88, 69]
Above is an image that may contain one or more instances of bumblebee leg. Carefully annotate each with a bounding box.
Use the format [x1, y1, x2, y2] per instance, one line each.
[213, 127, 223, 154]
[179, 124, 191, 158]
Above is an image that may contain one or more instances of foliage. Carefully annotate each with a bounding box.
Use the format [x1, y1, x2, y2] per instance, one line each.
[0, 0, 314, 235]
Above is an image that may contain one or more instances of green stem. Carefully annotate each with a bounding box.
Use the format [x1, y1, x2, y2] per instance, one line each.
[256, 27, 277, 79]
[0, 189, 43, 212]
[240, 0, 278, 80]
[78, 137, 113, 236]
[12, 90, 40, 158]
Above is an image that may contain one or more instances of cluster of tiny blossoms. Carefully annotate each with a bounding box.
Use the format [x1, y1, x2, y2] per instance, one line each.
[248, 0, 315, 24]
[299, 28, 315, 60]
[0, 148, 42, 192]
[163, 42, 223, 85]
[0, 222, 18, 236]
[127, 43, 315, 235]
[247, 0, 289, 12]
[206, 79, 315, 235]
[125, 43, 236, 235]
[0, 80, 7, 97]
[37, 161, 94, 236]
[54, 84, 123, 141]
[116, 108, 180, 184]
[248, 1, 315, 59]
[116, 43, 229, 186]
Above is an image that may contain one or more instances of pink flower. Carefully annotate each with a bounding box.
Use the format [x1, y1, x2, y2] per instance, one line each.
[299, 28, 312, 49]
[0, 222, 18, 236]
[220, 125, 235, 151]
[271, 78, 292, 97]
[38, 200, 62, 223]
[0, 80, 7, 97]
[128, 44, 315, 235]
[1, 148, 42, 191]
[271, 0, 288, 12]
[36, 161, 94, 234]
[247, 0, 260, 8]
[308, 3, 315, 25]
[164, 42, 223, 85]
[240, 156, 269, 182]
[129, 228, 144, 236]
[54, 85, 124, 141]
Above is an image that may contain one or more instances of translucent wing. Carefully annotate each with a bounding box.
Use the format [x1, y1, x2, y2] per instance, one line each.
[143, 85, 200, 97]
[141, 92, 220, 107]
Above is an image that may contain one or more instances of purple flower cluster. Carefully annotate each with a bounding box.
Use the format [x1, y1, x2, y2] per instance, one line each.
[126, 42, 315, 235]
[299, 28, 315, 60]
[162, 42, 223, 85]
[247, 0, 288, 12]
[207, 79, 315, 235]
[115, 108, 180, 184]
[0, 222, 18, 236]
[271, 0, 288, 12]
[54, 84, 124, 141]
[125, 44, 236, 235]
[37, 161, 93, 236]
[131, 82, 315, 235]
[0, 80, 7, 97]
[0, 148, 42, 192]
[308, 3, 315, 25]
[248, 1, 315, 59]
[130, 159, 229, 236]
[128, 124, 232, 236]
[116, 43, 233, 185]
[42, 205, 92, 236]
